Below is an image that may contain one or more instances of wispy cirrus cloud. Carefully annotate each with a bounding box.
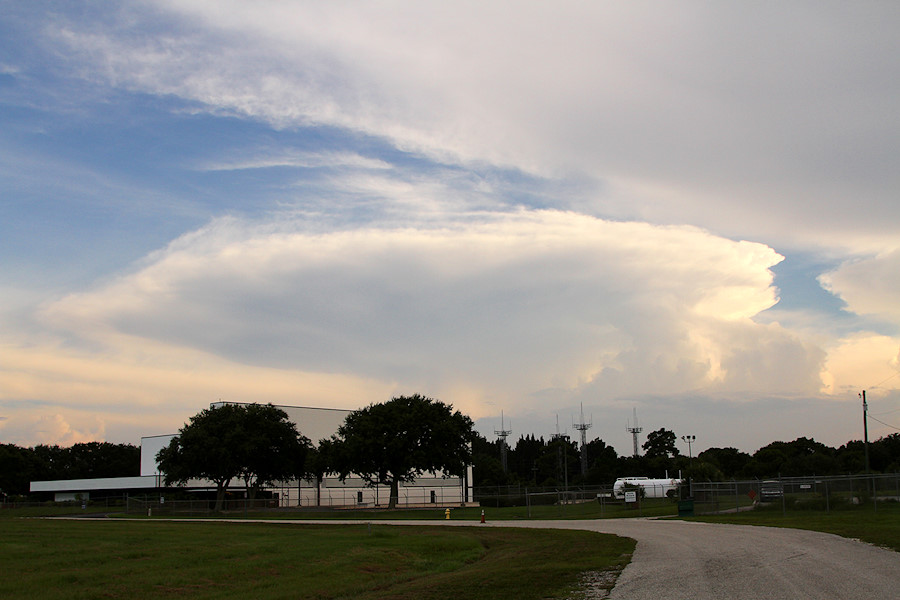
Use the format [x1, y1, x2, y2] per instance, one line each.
[49, 1, 900, 251]
[197, 149, 392, 172]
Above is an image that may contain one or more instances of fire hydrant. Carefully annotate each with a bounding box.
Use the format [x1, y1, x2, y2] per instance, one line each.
[445, 508, 451, 520]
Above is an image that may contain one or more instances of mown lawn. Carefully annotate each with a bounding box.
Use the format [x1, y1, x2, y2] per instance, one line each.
[690, 501, 900, 552]
[0, 518, 634, 600]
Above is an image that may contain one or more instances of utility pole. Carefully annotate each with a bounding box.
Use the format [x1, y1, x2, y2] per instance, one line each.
[861, 390, 870, 475]
[494, 412, 512, 473]
[682, 435, 696, 498]
[626, 408, 643, 458]
[573, 404, 592, 476]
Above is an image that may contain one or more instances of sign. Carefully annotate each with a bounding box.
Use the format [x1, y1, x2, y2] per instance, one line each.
[747, 490, 757, 500]
[625, 491, 638, 503]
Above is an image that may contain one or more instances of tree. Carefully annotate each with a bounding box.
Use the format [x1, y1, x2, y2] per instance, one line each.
[584, 438, 618, 485]
[331, 394, 475, 508]
[698, 447, 751, 478]
[642, 428, 678, 458]
[0, 444, 35, 498]
[239, 403, 311, 500]
[67, 442, 140, 479]
[305, 439, 334, 507]
[156, 403, 306, 511]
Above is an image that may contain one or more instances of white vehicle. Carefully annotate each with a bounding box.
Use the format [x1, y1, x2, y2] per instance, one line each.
[613, 476, 682, 499]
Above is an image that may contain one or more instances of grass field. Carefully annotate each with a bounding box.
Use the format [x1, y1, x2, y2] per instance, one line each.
[691, 501, 900, 552]
[0, 516, 634, 600]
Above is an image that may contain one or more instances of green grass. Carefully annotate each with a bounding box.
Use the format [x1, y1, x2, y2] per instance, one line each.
[0, 518, 634, 600]
[0, 505, 97, 519]
[690, 501, 900, 552]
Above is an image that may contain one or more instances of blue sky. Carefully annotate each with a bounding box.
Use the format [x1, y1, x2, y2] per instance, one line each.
[1, 1, 898, 455]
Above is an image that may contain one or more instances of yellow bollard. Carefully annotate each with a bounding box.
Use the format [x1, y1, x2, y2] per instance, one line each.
[445, 508, 451, 520]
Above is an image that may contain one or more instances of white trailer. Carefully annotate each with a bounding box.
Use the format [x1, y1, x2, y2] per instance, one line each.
[613, 476, 682, 499]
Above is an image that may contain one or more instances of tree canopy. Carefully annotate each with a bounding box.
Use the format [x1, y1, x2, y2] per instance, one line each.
[156, 403, 309, 511]
[642, 428, 679, 458]
[1, 442, 139, 499]
[331, 394, 475, 508]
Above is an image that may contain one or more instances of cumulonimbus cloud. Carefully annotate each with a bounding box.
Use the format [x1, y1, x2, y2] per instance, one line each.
[36, 209, 825, 413]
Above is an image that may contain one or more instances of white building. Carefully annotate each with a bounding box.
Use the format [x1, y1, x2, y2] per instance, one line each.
[32, 403, 475, 508]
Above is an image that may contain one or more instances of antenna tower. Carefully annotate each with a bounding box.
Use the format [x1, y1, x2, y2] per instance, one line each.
[494, 411, 512, 473]
[626, 408, 643, 458]
[552, 415, 570, 491]
[573, 403, 592, 476]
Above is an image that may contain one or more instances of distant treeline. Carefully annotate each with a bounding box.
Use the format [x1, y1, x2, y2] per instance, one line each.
[0, 442, 140, 498]
[472, 430, 900, 488]
[4, 430, 899, 499]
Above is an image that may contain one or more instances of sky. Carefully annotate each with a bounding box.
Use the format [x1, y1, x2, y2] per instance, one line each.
[1, 1, 899, 458]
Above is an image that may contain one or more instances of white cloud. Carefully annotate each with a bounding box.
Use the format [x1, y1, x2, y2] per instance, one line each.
[49, 1, 900, 251]
[0, 412, 105, 447]
[820, 333, 900, 399]
[29, 209, 819, 420]
[197, 150, 392, 172]
[820, 249, 900, 323]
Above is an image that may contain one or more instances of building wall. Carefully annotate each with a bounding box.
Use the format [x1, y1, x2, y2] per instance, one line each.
[269, 472, 471, 507]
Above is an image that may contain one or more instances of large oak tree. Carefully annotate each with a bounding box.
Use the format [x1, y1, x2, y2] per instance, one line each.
[331, 394, 475, 508]
[156, 403, 309, 511]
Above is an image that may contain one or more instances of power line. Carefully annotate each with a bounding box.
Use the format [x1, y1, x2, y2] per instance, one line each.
[869, 371, 900, 390]
[868, 415, 900, 432]
[870, 407, 900, 416]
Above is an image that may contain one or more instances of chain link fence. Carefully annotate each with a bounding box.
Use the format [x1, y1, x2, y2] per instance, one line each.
[473, 473, 900, 516]
[692, 473, 900, 515]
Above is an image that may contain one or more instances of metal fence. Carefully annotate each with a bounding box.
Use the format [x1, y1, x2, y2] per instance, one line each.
[473, 473, 900, 516]
[124, 496, 278, 517]
[691, 473, 900, 515]
[474, 484, 614, 508]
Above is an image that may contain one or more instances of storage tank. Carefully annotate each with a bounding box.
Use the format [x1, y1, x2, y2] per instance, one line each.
[613, 476, 682, 499]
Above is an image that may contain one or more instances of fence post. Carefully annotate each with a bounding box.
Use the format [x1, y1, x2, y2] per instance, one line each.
[780, 475, 786, 516]
[873, 474, 877, 514]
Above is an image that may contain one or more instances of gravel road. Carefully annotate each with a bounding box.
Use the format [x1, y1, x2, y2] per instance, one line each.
[474, 518, 900, 599]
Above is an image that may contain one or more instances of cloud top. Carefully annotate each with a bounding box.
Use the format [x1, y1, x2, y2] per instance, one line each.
[36, 210, 811, 415]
